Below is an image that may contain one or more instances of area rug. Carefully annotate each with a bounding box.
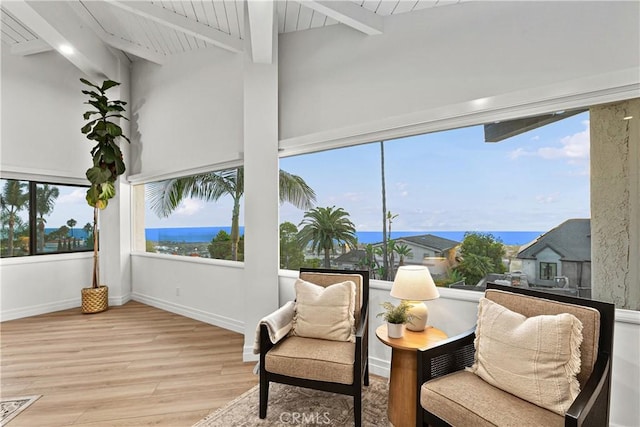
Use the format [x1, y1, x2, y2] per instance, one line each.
[0, 395, 41, 426]
[194, 377, 391, 427]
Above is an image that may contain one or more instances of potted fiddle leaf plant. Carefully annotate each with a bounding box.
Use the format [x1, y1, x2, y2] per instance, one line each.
[377, 300, 417, 338]
[80, 78, 130, 313]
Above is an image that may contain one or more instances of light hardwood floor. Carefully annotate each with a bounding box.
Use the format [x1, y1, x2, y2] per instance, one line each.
[0, 301, 258, 426]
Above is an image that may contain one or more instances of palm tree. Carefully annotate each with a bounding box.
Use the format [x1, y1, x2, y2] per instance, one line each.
[385, 211, 399, 279]
[297, 206, 358, 268]
[147, 167, 316, 261]
[36, 184, 60, 252]
[1, 180, 28, 256]
[380, 141, 389, 280]
[83, 222, 93, 249]
[394, 243, 413, 267]
[66, 218, 77, 237]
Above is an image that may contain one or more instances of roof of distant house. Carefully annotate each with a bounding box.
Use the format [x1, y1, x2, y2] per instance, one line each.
[372, 234, 460, 251]
[517, 219, 591, 261]
[333, 249, 366, 264]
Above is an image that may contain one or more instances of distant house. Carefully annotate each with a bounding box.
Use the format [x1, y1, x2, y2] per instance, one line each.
[517, 219, 591, 297]
[371, 234, 460, 277]
[332, 249, 366, 270]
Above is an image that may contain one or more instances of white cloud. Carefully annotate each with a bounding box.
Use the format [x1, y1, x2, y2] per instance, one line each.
[395, 182, 409, 197]
[530, 135, 540, 141]
[58, 188, 86, 204]
[508, 120, 590, 163]
[536, 192, 560, 204]
[174, 198, 204, 216]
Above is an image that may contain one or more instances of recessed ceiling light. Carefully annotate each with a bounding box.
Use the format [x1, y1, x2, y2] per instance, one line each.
[59, 44, 74, 55]
[623, 116, 633, 120]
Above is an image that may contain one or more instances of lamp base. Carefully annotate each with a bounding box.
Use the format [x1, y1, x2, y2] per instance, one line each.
[405, 300, 428, 331]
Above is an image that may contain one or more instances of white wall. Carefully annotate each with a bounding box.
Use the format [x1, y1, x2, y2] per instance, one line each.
[129, 48, 244, 179]
[130, 253, 245, 333]
[278, 1, 639, 151]
[0, 253, 92, 320]
[1, 48, 88, 180]
[0, 46, 133, 313]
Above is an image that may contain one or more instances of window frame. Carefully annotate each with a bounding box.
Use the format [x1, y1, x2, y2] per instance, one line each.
[539, 262, 558, 281]
[1, 178, 94, 258]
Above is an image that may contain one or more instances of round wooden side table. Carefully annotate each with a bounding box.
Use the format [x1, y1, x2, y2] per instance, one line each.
[376, 324, 447, 427]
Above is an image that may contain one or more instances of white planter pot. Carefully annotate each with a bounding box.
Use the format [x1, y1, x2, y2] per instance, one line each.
[387, 322, 405, 338]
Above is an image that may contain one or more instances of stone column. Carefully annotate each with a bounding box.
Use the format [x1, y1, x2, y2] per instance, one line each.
[590, 98, 639, 310]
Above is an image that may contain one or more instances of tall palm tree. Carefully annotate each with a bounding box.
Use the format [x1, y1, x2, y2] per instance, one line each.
[66, 218, 77, 237]
[380, 141, 389, 281]
[297, 206, 358, 269]
[147, 166, 316, 261]
[0, 180, 28, 256]
[36, 184, 59, 252]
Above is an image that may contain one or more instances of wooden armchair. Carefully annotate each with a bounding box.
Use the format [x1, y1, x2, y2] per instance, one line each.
[259, 268, 370, 427]
[416, 283, 615, 427]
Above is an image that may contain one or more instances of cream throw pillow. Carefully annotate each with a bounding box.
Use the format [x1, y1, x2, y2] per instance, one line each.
[469, 298, 583, 415]
[291, 279, 356, 343]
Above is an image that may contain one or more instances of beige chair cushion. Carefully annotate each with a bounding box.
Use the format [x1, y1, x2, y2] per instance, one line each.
[265, 336, 355, 384]
[299, 272, 363, 328]
[291, 279, 356, 342]
[468, 297, 583, 415]
[422, 370, 564, 427]
[486, 289, 600, 387]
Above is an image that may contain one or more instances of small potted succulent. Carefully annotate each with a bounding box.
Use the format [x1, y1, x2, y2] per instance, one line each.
[377, 300, 417, 338]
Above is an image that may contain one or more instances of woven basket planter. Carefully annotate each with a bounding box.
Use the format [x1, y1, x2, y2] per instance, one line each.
[81, 285, 109, 314]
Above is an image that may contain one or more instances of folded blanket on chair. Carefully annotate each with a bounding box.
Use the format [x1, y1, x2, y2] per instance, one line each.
[253, 301, 295, 354]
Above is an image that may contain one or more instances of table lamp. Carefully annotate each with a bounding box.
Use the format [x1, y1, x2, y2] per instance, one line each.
[390, 265, 440, 331]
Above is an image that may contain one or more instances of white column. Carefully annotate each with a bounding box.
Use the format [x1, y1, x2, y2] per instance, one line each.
[99, 59, 133, 305]
[590, 98, 640, 310]
[242, 3, 279, 359]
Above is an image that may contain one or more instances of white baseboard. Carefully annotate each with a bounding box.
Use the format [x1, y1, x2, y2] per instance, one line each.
[243, 346, 259, 362]
[368, 356, 390, 379]
[0, 293, 133, 322]
[131, 292, 245, 333]
[0, 298, 79, 321]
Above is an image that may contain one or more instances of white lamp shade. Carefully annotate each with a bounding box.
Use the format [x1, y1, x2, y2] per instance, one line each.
[390, 265, 440, 301]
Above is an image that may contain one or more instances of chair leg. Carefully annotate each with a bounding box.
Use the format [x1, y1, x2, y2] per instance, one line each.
[354, 392, 362, 427]
[364, 363, 369, 386]
[259, 377, 269, 419]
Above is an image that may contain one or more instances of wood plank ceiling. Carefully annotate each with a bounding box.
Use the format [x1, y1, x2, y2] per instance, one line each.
[1, 1, 464, 66]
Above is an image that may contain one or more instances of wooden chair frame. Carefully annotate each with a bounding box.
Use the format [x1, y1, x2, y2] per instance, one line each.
[259, 268, 370, 427]
[416, 283, 615, 427]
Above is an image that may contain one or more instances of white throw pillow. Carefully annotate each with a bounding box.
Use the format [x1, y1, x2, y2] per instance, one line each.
[291, 279, 356, 342]
[468, 297, 583, 415]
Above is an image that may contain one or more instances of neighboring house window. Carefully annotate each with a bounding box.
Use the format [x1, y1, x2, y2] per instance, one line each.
[0, 179, 93, 257]
[540, 262, 557, 280]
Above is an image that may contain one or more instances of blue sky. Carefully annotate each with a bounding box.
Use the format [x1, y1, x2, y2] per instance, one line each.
[145, 111, 590, 232]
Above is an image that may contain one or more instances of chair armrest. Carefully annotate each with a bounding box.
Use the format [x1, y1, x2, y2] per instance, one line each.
[355, 304, 369, 339]
[354, 304, 369, 381]
[417, 327, 476, 384]
[565, 355, 611, 427]
[257, 301, 295, 356]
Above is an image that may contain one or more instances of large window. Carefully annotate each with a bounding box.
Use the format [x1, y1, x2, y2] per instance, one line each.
[144, 167, 247, 261]
[279, 110, 591, 297]
[1, 179, 93, 257]
[139, 110, 592, 298]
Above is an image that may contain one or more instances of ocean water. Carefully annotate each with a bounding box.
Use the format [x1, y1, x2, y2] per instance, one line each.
[145, 227, 543, 246]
